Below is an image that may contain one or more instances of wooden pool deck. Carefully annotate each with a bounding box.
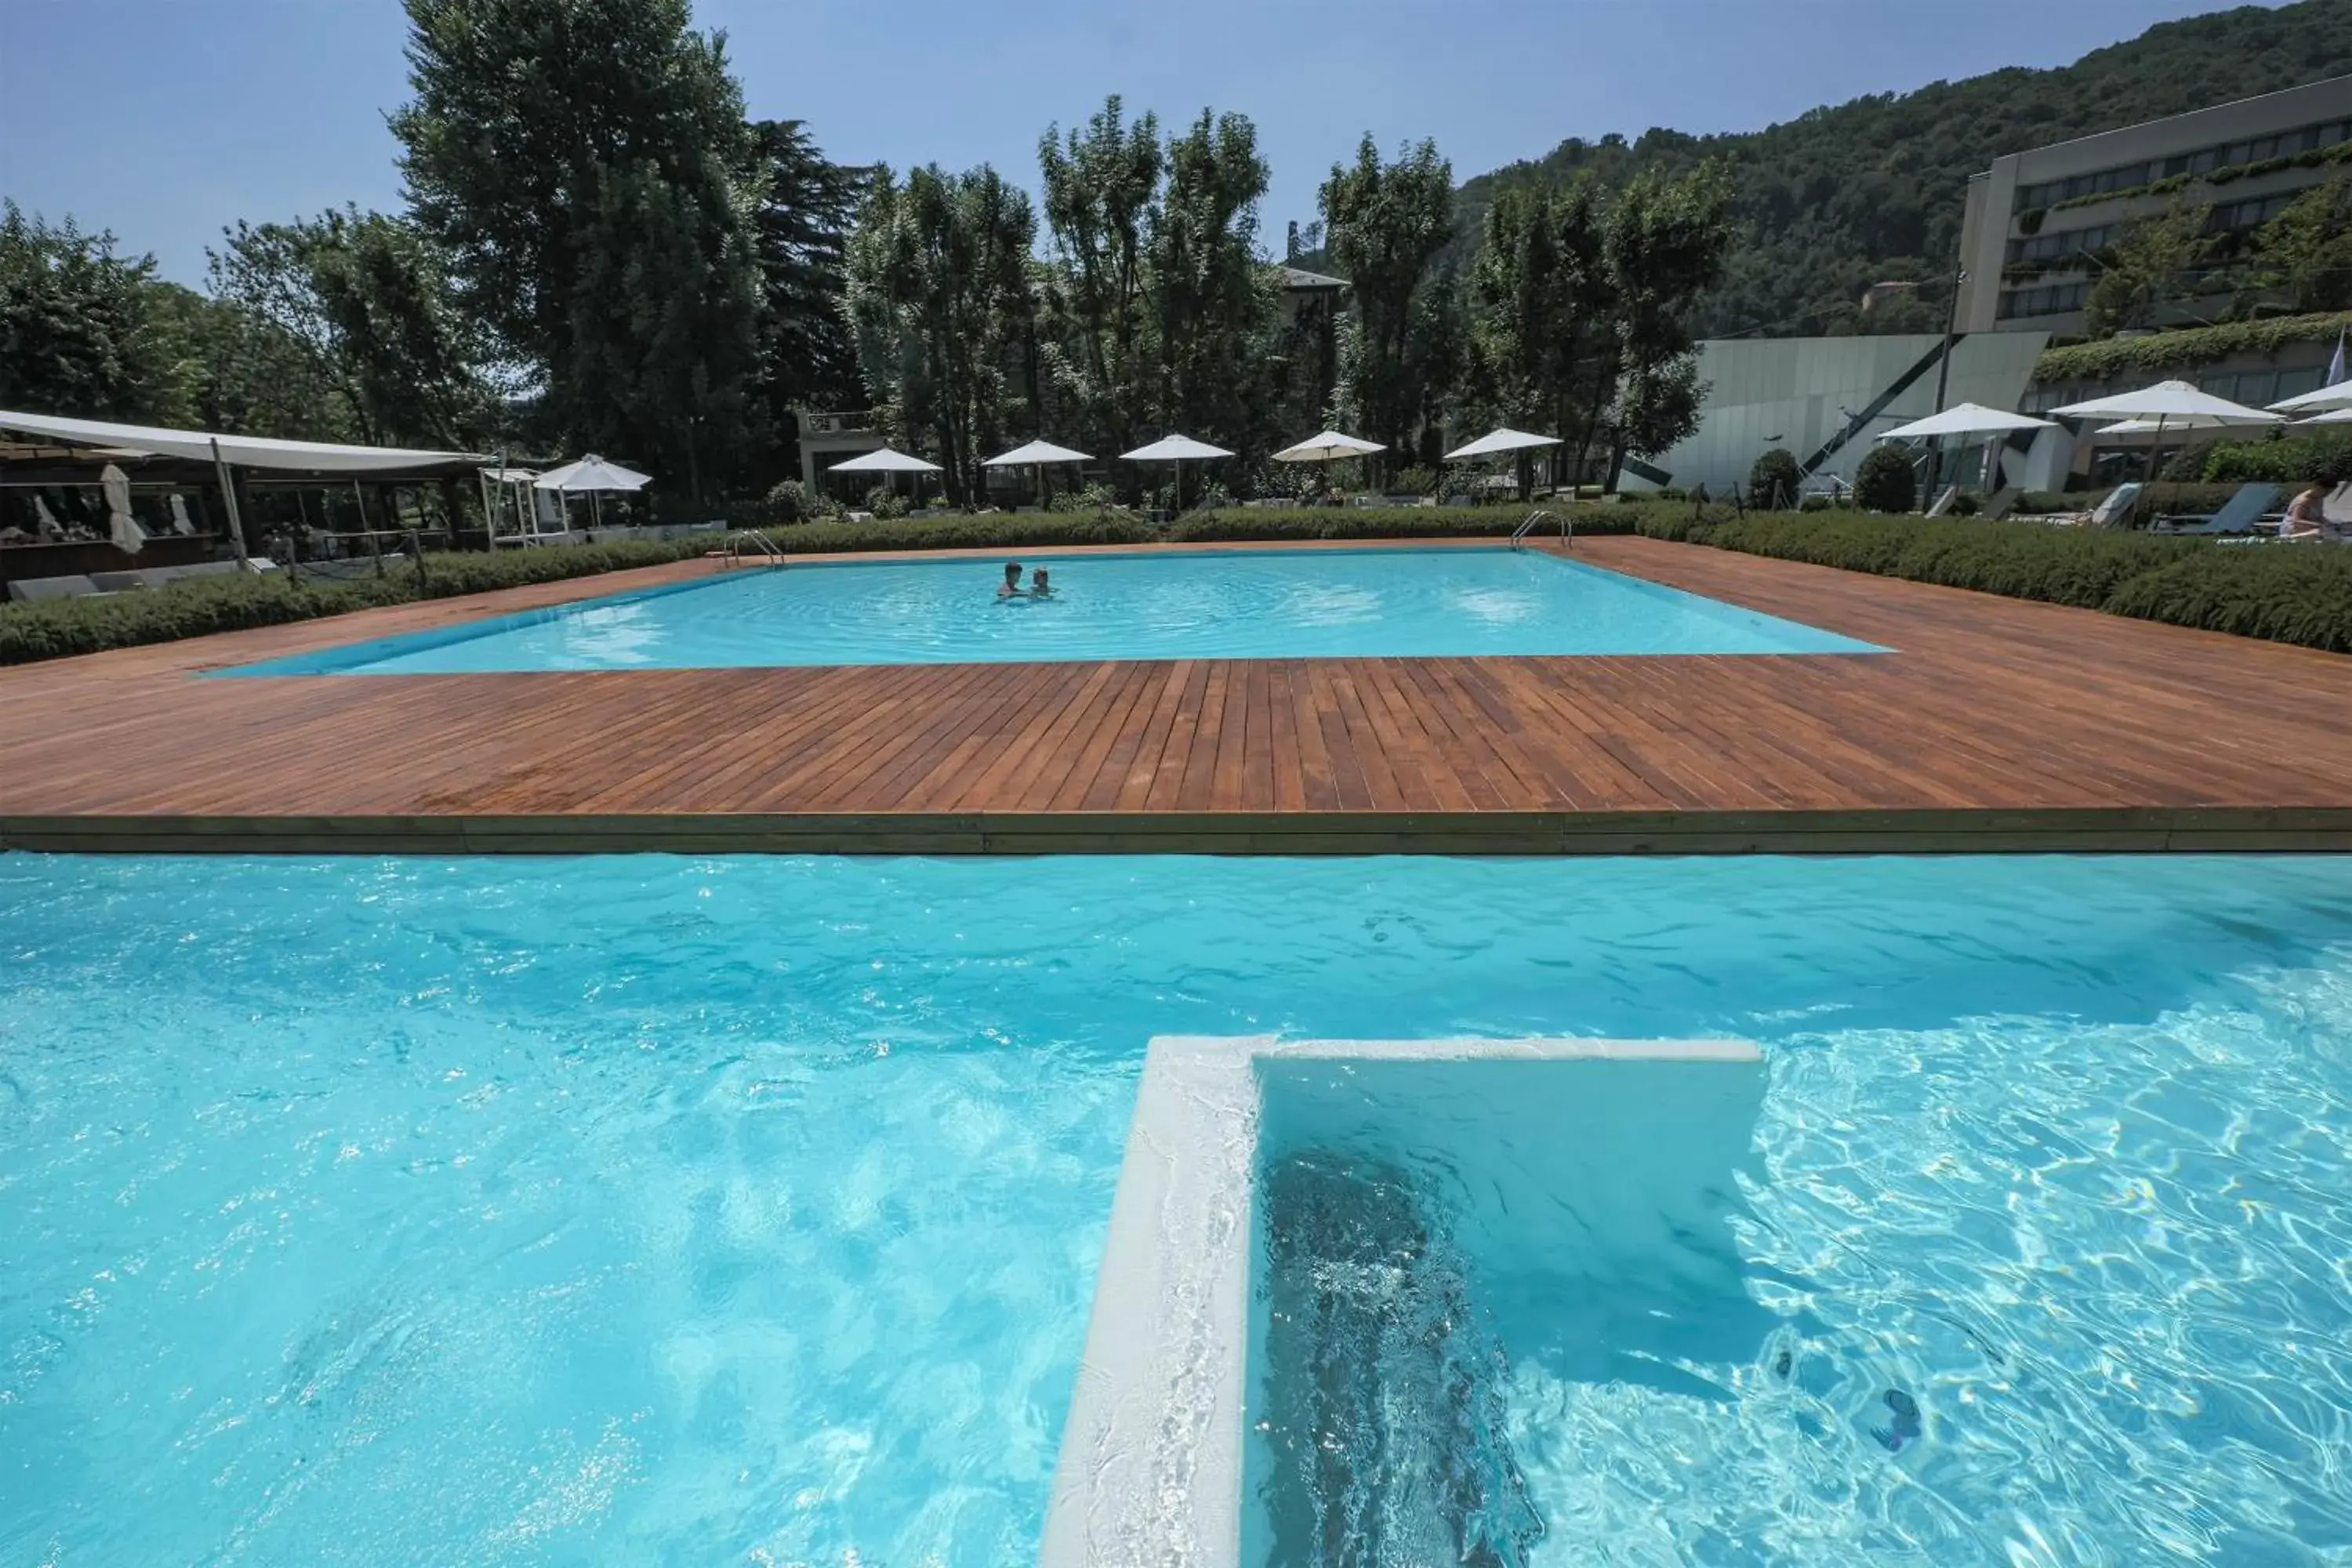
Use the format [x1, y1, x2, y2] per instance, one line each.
[4, 535, 2350, 855]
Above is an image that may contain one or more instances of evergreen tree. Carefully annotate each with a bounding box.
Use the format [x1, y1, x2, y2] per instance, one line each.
[2084, 197, 2215, 336]
[392, 0, 764, 491]
[1146, 109, 1278, 456]
[1320, 136, 1455, 468]
[749, 119, 866, 444]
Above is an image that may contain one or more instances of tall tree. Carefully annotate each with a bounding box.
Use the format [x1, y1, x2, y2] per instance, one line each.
[210, 209, 487, 448]
[391, 0, 764, 490]
[1320, 136, 1454, 464]
[2084, 196, 2216, 336]
[1037, 96, 1162, 456]
[749, 119, 866, 441]
[1593, 164, 1733, 485]
[845, 165, 1037, 504]
[1145, 108, 1277, 453]
[0, 202, 190, 423]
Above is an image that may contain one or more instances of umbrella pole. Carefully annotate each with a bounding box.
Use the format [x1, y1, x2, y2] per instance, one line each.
[2145, 415, 2167, 488]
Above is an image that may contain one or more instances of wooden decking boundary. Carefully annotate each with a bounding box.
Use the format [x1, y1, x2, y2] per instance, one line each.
[9, 807, 2352, 857]
[8, 535, 2352, 858]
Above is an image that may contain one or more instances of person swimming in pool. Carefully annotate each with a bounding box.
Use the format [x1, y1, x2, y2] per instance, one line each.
[1029, 567, 1053, 597]
[998, 561, 1025, 598]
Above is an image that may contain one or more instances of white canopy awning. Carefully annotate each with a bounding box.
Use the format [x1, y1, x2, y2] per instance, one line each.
[829, 446, 942, 474]
[2049, 380, 2281, 426]
[1272, 430, 1385, 463]
[535, 455, 652, 493]
[1876, 403, 2056, 441]
[1443, 427, 1560, 460]
[2293, 406, 2352, 426]
[0, 408, 488, 474]
[2272, 379, 2352, 414]
[1120, 434, 1234, 463]
[984, 439, 1093, 466]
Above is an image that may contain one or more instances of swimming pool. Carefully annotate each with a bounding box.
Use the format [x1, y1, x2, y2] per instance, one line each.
[227, 547, 1882, 673]
[6, 853, 2352, 1565]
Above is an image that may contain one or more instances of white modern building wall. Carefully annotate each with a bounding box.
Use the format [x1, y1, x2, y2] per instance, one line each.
[1621, 331, 2053, 498]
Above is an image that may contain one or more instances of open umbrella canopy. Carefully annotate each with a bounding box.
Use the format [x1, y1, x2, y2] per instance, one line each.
[1272, 430, 1385, 463]
[827, 446, 942, 474]
[535, 455, 652, 492]
[1120, 434, 1234, 462]
[2049, 380, 2281, 426]
[2273, 379, 2352, 414]
[1877, 403, 2055, 441]
[2292, 406, 2352, 426]
[2094, 413, 2287, 435]
[1443, 427, 1560, 460]
[983, 439, 1092, 466]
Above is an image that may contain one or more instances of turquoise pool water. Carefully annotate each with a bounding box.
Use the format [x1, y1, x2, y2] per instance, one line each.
[227, 548, 1882, 673]
[5, 854, 2352, 1566]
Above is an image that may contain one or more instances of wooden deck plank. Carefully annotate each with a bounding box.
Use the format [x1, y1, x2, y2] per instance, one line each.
[6, 536, 2352, 854]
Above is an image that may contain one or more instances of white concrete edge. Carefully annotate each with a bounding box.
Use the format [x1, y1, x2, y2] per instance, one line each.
[1036, 1034, 1761, 1568]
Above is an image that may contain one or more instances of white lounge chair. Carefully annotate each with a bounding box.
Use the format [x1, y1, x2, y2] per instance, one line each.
[2152, 483, 2281, 535]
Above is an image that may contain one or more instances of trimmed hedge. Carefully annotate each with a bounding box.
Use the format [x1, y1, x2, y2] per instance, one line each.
[1660, 511, 2352, 653]
[2200, 430, 2352, 485]
[1167, 503, 1653, 543]
[2033, 310, 2352, 387]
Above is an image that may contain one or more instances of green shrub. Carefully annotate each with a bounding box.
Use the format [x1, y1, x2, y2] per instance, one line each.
[2201, 430, 2352, 485]
[2033, 310, 2352, 386]
[863, 485, 911, 521]
[2101, 546, 2352, 652]
[1798, 494, 1834, 513]
[1853, 445, 1918, 514]
[1168, 503, 1664, 543]
[1748, 448, 1802, 509]
[1945, 492, 1980, 517]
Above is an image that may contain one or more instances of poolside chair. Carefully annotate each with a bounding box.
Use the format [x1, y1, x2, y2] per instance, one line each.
[2323, 481, 2352, 529]
[2153, 483, 2280, 535]
[2087, 482, 2143, 528]
[5, 574, 103, 602]
[1922, 484, 1959, 518]
[1980, 486, 2022, 521]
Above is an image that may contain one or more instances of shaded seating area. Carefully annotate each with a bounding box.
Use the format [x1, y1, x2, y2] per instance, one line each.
[1, 409, 490, 597]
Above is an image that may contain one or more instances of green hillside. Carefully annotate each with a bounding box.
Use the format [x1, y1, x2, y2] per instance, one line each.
[1450, 0, 2352, 339]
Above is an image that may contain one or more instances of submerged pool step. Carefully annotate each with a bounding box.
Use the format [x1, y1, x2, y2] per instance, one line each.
[1038, 1034, 1763, 1568]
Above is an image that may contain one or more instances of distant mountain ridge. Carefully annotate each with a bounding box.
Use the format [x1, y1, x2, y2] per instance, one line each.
[1446, 0, 2352, 339]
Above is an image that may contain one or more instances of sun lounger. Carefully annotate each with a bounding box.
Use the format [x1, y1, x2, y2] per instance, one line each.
[2153, 483, 2281, 535]
[1923, 484, 1959, 517]
[2323, 481, 2352, 529]
[5, 574, 104, 602]
[1980, 486, 2022, 521]
[2087, 482, 2143, 527]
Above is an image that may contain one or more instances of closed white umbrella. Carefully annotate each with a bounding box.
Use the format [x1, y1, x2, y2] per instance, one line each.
[1271, 430, 1385, 463]
[984, 439, 1092, 508]
[100, 463, 144, 555]
[2274, 380, 2352, 415]
[1120, 434, 1233, 513]
[534, 454, 650, 531]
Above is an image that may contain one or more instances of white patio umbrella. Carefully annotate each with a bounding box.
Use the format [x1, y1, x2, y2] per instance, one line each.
[1443, 426, 1561, 499]
[2050, 381, 2281, 482]
[829, 445, 943, 506]
[535, 453, 652, 531]
[983, 439, 1092, 507]
[2273, 380, 2352, 415]
[100, 463, 145, 555]
[1443, 427, 1560, 460]
[1875, 404, 2056, 441]
[1272, 430, 1385, 463]
[1120, 434, 1233, 513]
[2292, 406, 2352, 426]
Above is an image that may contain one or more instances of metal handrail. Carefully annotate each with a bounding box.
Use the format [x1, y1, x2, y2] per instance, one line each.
[1509, 509, 1569, 550]
[724, 530, 784, 568]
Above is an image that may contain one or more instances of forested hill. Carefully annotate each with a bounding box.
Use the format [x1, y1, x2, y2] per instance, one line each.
[1450, 0, 2352, 339]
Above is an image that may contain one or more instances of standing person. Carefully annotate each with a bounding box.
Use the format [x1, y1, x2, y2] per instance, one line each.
[998, 561, 1025, 597]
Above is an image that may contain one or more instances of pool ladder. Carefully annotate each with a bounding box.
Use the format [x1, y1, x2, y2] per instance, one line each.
[724, 530, 785, 568]
[1509, 510, 1569, 551]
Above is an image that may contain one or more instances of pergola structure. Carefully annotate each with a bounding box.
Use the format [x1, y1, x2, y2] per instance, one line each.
[0, 409, 492, 585]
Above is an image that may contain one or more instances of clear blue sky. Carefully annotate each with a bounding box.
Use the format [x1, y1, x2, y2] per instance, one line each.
[0, 0, 2279, 285]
